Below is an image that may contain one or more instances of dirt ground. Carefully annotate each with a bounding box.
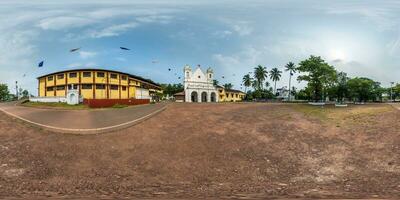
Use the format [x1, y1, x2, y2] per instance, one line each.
[0, 103, 399, 199]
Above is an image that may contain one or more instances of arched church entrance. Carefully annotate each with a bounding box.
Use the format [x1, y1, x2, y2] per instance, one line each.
[191, 91, 198, 102]
[210, 92, 216, 102]
[201, 92, 208, 102]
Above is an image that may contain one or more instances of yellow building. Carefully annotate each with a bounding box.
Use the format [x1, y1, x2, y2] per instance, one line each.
[217, 86, 246, 102]
[37, 69, 161, 100]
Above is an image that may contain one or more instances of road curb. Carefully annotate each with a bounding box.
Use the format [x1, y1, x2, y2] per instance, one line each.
[0, 103, 167, 135]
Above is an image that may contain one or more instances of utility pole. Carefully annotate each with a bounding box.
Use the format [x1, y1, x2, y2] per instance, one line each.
[15, 81, 18, 100]
[390, 82, 394, 102]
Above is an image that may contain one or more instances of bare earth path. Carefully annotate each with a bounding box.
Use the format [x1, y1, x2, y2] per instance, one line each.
[0, 103, 399, 199]
[0, 102, 166, 134]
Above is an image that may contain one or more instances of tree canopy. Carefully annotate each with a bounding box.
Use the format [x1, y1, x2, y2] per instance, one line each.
[297, 55, 337, 102]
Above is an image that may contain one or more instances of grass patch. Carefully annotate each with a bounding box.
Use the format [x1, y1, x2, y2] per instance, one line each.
[22, 101, 88, 109]
[292, 104, 393, 124]
[111, 103, 128, 108]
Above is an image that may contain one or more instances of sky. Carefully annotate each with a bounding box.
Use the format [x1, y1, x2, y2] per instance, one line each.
[0, 0, 400, 95]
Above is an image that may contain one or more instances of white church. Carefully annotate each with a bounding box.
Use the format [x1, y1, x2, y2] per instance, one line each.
[183, 65, 219, 102]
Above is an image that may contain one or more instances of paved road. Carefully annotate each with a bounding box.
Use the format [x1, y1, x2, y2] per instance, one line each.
[0, 102, 166, 134]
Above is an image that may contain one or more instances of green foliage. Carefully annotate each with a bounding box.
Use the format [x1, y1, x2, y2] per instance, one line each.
[253, 65, 268, 90]
[297, 55, 337, 102]
[242, 74, 252, 92]
[213, 79, 219, 86]
[160, 83, 184, 97]
[223, 83, 233, 90]
[347, 77, 383, 102]
[112, 103, 127, 108]
[0, 83, 10, 101]
[269, 67, 282, 94]
[285, 62, 296, 100]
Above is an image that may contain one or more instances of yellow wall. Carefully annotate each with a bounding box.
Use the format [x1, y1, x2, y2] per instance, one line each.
[218, 88, 245, 102]
[109, 85, 120, 99]
[81, 87, 93, 99]
[95, 88, 107, 99]
[108, 73, 120, 85]
[46, 75, 55, 87]
[39, 78, 45, 96]
[55, 73, 66, 86]
[68, 72, 79, 84]
[129, 86, 136, 98]
[38, 70, 160, 100]
[80, 71, 93, 84]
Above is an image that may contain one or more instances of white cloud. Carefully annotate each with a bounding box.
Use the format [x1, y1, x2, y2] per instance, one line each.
[232, 23, 253, 36]
[78, 51, 97, 59]
[37, 16, 96, 30]
[67, 62, 97, 68]
[213, 30, 233, 38]
[88, 22, 139, 38]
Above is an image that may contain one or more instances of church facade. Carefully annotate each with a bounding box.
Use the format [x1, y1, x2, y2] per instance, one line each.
[184, 65, 219, 102]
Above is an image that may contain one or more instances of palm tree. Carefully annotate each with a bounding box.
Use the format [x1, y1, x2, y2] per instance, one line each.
[269, 67, 282, 94]
[242, 74, 252, 93]
[251, 79, 259, 90]
[285, 62, 296, 100]
[265, 81, 270, 89]
[253, 65, 268, 90]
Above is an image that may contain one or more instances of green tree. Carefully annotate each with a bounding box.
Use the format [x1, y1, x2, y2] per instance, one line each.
[22, 89, 29, 98]
[0, 84, 10, 102]
[223, 83, 233, 90]
[242, 74, 252, 93]
[269, 67, 282, 94]
[330, 71, 349, 103]
[393, 83, 400, 101]
[347, 77, 377, 102]
[285, 62, 296, 100]
[253, 65, 268, 90]
[213, 79, 219, 86]
[297, 55, 337, 102]
[160, 83, 184, 97]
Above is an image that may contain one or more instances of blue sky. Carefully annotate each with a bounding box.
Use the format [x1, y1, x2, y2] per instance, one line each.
[1, 0, 400, 95]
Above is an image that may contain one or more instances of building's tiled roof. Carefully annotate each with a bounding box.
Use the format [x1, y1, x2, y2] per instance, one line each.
[224, 88, 245, 94]
[37, 68, 160, 88]
[216, 85, 245, 94]
[174, 91, 185, 96]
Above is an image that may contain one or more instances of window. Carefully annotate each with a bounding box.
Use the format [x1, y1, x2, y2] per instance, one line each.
[110, 85, 118, 90]
[121, 75, 127, 80]
[82, 84, 92, 89]
[47, 76, 53, 81]
[83, 72, 91, 77]
[110, 73, 118, 79]
[198, 76, 201, 78]
[236, 94, 238, 98]
[56, 86, 65, 90]
[57, 74, 64, 79]
[96, 84, 105, 90]
[69, 72, 77, 78]
[97, 72, 105, 77]
[122, 86, 127, 91]
[219, 90, 223, 93]
[46, 87, 54, 91]
[209, 74, 212, 78]
[68, 84, 78, 90]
